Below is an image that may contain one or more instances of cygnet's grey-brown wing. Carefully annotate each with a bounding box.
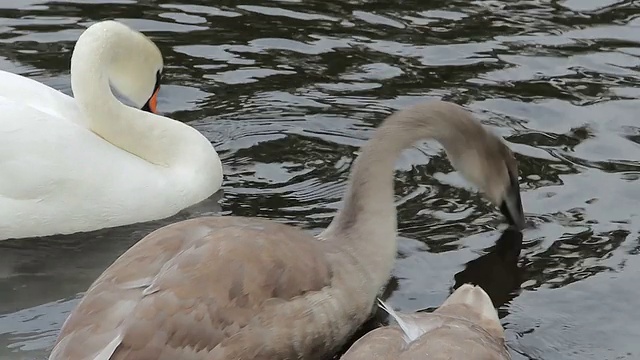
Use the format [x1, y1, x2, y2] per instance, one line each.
[50, 216, 333, 360]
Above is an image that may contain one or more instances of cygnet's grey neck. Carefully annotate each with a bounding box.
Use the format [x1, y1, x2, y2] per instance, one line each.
[324, 101, 497, 288]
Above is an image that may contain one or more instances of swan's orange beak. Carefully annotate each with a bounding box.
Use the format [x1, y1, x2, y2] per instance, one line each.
[142, 86, 160, 114]
[148, 87, 159, 114]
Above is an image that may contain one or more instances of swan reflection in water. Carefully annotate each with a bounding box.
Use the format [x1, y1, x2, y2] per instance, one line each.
[453, 227, 524, 311]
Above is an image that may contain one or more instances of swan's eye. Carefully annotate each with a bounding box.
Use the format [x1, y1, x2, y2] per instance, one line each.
[141, 70, 162, 114]
[154, 70, 162, 92]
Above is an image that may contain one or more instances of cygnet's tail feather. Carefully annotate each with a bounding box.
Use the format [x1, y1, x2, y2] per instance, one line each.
[377, 299, 438, 343]
[440, 284, 500, 326]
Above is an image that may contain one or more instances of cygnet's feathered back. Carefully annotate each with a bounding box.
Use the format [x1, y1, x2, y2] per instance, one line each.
[341, 284, 510, 360]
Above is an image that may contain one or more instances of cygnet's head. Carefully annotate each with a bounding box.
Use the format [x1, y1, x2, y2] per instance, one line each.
[105, 21, 164, 113]
[388, 100, 524, 229]
[446, 129, 525, 230]
[437, 284, 505, 339]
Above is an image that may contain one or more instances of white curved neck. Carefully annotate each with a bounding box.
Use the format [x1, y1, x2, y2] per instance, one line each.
[70, 23, 211, 169]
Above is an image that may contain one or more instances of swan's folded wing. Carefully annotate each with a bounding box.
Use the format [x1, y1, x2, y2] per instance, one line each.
[50, 216, 335, 360]
[0, 97, 87, 202]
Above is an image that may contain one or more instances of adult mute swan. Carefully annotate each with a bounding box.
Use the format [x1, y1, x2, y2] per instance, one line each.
[0, 20, 223, 240]
[49, 100, 524, 360]
[341, 284, 511, 360]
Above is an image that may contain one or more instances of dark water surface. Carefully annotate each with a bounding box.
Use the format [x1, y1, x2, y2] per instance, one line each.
[1, 0, 640, 359]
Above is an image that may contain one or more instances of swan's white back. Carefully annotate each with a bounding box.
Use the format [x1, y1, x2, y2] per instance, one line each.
[0, 70, 84, 126]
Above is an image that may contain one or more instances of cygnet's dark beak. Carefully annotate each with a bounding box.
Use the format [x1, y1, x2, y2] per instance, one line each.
[500, 172, 525, 230]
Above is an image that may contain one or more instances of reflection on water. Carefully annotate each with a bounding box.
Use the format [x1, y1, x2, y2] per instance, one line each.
[454, 227, 524, 311]
[1, 0, 640, 359]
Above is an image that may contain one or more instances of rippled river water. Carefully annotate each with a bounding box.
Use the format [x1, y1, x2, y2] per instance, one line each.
[1, 0, 640, 359]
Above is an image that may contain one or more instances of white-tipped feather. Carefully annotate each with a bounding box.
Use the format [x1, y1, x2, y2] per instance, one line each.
[91, 333, 122, 360]
[377, 299, 431, 343]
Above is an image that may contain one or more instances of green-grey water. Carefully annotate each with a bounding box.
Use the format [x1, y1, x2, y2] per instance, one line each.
[1, 0, 640, 359]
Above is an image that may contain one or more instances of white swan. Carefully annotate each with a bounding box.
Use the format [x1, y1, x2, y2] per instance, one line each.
[0, 20, 223, 240]
[49, 100, 524, 360]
